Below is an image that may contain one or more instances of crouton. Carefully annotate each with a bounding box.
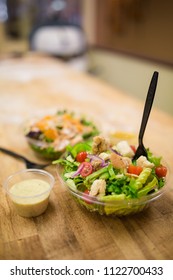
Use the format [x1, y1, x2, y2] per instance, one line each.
[92, 135, 109, 154]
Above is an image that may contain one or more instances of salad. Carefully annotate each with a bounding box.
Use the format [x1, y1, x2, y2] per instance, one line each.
[24, 110, 99, 159]
[54, 135, 168, 215]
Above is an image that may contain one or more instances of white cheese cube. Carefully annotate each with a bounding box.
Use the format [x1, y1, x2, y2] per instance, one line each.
[99, 152, 110, 161]
[115, 140, 134, 157]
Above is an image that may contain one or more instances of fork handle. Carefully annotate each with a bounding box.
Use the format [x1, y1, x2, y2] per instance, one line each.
[139, 71, 159, 144]
[0, 147, 27, 162]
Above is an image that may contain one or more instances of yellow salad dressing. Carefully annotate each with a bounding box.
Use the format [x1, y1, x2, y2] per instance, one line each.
[9, 179, 51, 217]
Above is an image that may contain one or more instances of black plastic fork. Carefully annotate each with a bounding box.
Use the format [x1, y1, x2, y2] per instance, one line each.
[133, 71, 159, 160]
[0, 147, 49, 169]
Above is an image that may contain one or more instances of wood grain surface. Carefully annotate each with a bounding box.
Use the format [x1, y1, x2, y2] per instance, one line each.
[0, 53, 173, 260]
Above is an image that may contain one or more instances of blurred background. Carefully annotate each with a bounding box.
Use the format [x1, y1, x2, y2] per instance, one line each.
[0, 0, 173, 115]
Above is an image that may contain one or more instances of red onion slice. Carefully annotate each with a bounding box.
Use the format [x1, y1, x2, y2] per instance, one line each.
[71, 163, 84, 178]
[87, 154, 108, 167]
[109, 147, 122, 156]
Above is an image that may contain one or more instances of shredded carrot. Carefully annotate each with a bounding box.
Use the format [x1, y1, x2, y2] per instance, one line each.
[62, 114, 83, 132]
[44, 128, 58, 140]
[63, 114, 73, 121]
[36, 120, 47, 131]
[35, 115, 54, 131]
[43, 115, 52, 120]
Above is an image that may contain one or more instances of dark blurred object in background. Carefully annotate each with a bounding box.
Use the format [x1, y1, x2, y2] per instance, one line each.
[5, 0, 82, 39]
[0, 0, 8, 22]
[29, 21, 88, 71]
[1, 0, 89, 71]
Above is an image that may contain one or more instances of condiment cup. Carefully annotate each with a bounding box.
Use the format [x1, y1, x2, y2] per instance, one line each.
[3, 169, 55, 218]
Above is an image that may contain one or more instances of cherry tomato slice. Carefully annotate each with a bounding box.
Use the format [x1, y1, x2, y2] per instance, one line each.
[130, 145, 136, 153]
[155, 165, 167, 178]
[76, 151, 87, 162]
[127, 165, 143, 175]
[80, 162, 93, 177]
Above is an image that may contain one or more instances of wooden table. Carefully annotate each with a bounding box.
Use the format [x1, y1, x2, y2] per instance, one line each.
[0, 53, 173, 260]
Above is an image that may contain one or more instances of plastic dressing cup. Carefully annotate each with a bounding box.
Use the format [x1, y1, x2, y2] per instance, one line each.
[3, 169, 55, 218]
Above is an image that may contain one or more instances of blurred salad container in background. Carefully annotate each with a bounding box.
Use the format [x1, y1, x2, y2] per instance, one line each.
[24, 110, 99, 160]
